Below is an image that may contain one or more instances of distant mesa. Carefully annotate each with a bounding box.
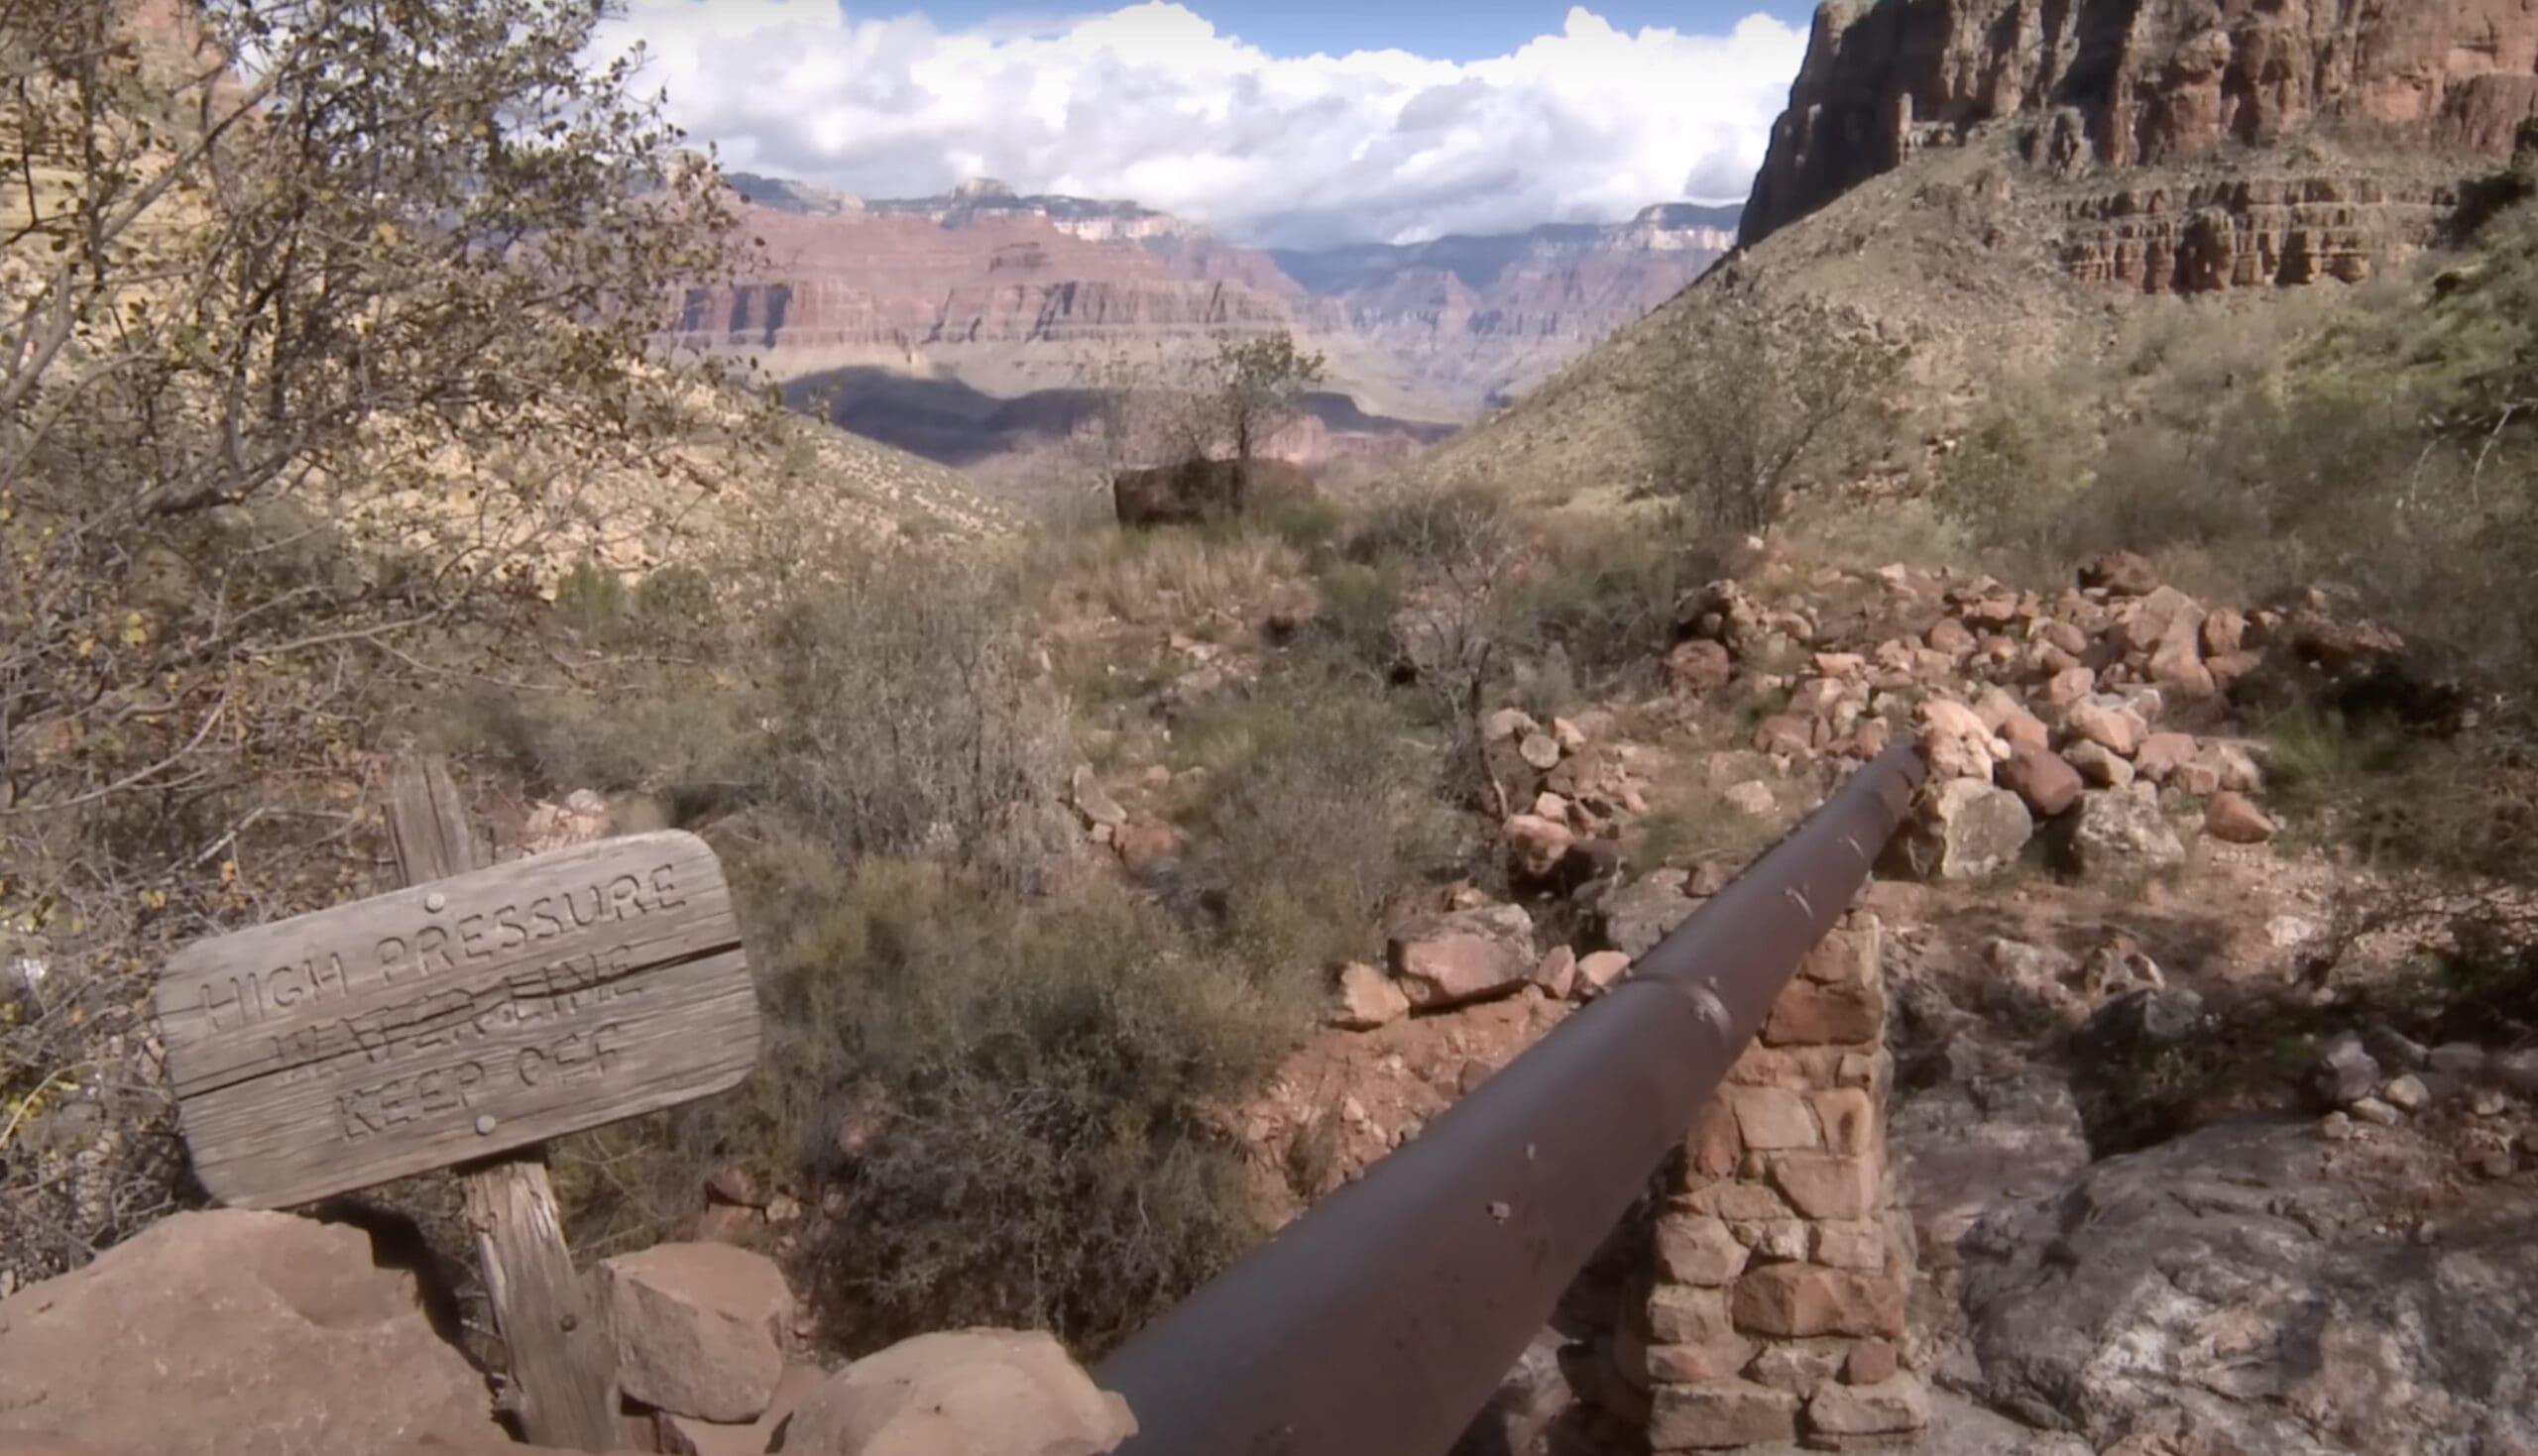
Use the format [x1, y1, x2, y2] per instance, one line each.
[1631, 202, 1746, 232]
[669, 168, 1740, 466]
[723, 170, 862, 216]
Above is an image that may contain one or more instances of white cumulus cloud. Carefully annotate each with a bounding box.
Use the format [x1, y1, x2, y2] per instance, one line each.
[591, 2, 1805, 248]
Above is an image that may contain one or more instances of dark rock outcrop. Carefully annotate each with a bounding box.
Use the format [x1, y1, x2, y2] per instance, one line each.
[1959, 1118, 2538, 1454]
[1111, 456, 1317, 528]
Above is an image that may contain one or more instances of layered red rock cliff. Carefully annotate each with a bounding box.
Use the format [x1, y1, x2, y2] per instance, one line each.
[666, 178, 1734, 423]
[1743, 0, 2538, 292]
[666, 205, 1313, 362]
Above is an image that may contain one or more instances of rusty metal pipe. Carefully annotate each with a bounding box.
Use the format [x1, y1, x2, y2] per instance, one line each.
[1094, 740, 1927, 1456]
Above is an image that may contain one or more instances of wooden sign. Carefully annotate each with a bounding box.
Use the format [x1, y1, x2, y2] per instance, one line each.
[156, 830, 758, 1209]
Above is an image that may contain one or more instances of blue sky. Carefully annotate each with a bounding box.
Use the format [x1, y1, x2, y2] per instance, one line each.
[867, 0, 1820, 61]
[596, 2, 1813, 246]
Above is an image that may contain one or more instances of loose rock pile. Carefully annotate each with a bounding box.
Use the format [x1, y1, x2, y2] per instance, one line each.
[1666, 550, 2367, 885]
[2307, 1029, 2538, 1178]
[1320, 549, 2364, 1041]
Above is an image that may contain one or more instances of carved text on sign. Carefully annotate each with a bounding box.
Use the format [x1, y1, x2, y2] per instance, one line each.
[156, 832, 757, 1209]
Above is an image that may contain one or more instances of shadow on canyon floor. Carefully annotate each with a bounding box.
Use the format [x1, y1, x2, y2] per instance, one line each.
[782, 366, 1458, 468]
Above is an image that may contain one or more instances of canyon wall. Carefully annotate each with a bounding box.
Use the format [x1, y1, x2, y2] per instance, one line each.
[1743, 0, 2538, 292]
[666, 177, 1735, 434]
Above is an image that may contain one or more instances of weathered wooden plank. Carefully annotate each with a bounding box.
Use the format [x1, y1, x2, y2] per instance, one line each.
[156, 829, 758, 1209]
[390, 754, 480, 884]
[461, 1155, 623, 1451]
[387, 756, 625, 1454]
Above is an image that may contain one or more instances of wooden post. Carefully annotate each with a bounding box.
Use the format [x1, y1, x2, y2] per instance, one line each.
[388, 755, 624, 1451]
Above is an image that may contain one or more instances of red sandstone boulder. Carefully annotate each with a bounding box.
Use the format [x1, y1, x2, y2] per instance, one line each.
[2079, 550, 2160, 597]
[1753, 714, 1818, 759]
[0, 1210, 501, 1455]
[2202, 608, 2248, 657]
[1925, 616, 1978, 656]
[597, 1243, 795, 1423]
[1667, 638, 1734, 694]
[1891, 778, 2032, 881]
[1649, 1379, 1798, 1449]
[1769, 1153, 1881, 1220]
[1111, 818, 1184, 878]
[1974, 688, 2050, 754]
[656, 1363, 828, 1456]
[1388, 903, 1536, 1009]
[775, 1328, 1134, 1456]
[1997, 745, 2084, 818]
[1916, 699, 2000, 782]
[2064, 701, 2148, 758]
[2133, 731, 2199, 783]
[1575, 950, 1633, 998]
[1501, 813, 1574, 880]
[1657, 1214, 1752, 1287]
[1807, 1374, 1931, 1437]
[1327, 962, 1411, 1031]
[1763, 977, 1884, 1047]
[1531, 946, 1578, 1000]
[2204, 792, 2279, 844]
[1732, 1264, 1905, 1339]
[2043, 665, 2099, 710]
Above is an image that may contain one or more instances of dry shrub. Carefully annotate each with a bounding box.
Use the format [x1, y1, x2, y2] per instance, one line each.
[1331, 485, 1525, 813]
[0, 0, 735, 1283]
[1498, 512, 1718, 692]
[656, 851, 1288, 1357]
[1180, 666, 1459, 974]
[757, 548, 1072, 889]
[1633, 291, 1906, 536]
[1036, 521, 1306, 630]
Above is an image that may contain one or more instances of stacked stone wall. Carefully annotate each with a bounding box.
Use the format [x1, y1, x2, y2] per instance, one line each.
[1629, 914, 1929, 1451]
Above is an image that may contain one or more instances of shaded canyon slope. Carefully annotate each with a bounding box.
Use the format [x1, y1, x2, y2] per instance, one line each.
[660, 175, 1734, 465]
[1406, 0, 2538, 504]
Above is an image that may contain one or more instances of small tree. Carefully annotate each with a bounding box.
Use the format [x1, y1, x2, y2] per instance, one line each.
[1083, 331, 1325, 514]
[1208, 331, 1327, 489]
[0, 0, 740, 1280]
[1069, 339, 1177, 486]
[1636, 294, 1904, 535]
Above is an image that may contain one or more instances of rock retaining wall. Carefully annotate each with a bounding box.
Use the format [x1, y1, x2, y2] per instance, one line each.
[1632, 915, 1929, 1451]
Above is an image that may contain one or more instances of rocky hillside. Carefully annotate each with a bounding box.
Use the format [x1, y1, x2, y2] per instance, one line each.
[1747, 0, 2538, 291]
[662, 174, 1733, 463]
[1402, 0, 2538, 504]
